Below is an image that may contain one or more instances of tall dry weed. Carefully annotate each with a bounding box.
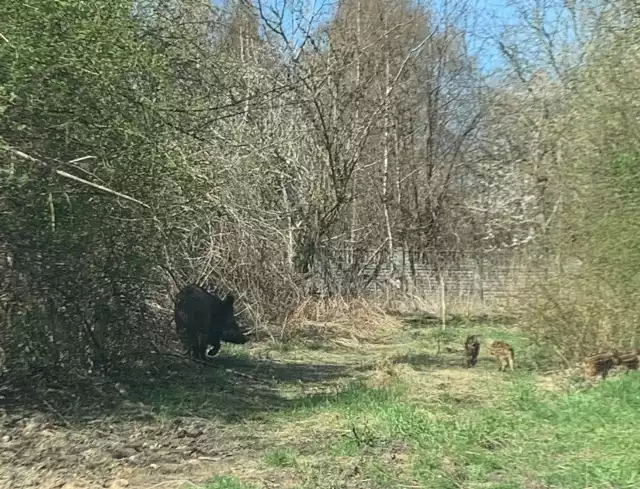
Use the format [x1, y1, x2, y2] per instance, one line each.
[280, 296, 403, 344]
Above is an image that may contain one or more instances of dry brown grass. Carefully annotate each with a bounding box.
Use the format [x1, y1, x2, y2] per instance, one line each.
[365, 356, 418, 389]
[387, 291, 492, 318]
[276, 288, 517, 346]
[281, 296, 404, 344]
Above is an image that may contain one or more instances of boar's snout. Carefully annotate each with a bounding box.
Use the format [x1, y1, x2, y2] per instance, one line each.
[221, 326, 249, 344]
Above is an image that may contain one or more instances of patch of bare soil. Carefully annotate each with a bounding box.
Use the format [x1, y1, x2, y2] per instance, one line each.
[0, 345, 363, 489]
[0, 404, 272, 489]
[0, 351, 289, 489]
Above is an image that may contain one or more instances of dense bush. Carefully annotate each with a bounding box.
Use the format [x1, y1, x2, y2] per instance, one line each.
[519, 9, 640, 360]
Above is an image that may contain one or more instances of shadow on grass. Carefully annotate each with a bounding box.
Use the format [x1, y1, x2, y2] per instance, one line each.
[386, 351, 469, 370]
[391, 352, 438, 367]
[0, 349, 355, 424]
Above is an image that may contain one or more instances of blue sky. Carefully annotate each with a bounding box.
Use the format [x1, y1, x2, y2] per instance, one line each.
[212, 0, 559, 75]
[459, 0, 521, 73]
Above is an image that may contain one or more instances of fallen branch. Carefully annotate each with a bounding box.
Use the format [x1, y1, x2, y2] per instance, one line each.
[3, 146, 150, 209]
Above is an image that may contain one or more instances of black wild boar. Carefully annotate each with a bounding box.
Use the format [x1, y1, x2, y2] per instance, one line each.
[174, 284, 247, 361]
[464, 334, 480, 368]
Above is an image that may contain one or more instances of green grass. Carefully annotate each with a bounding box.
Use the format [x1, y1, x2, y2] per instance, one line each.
[156, 318, 640, 489]
[264, 447, 299, 467]
[276, 373, 640, 488]
[201, 475, 257, 489]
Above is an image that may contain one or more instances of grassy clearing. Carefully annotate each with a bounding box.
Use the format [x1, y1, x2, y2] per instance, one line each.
[298, 376, 640, 488]
[171, 318, 640, 489]
[3, 315, 639, 489]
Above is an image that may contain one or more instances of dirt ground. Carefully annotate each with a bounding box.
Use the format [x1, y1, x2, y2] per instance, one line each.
[0, 342, 377, 489]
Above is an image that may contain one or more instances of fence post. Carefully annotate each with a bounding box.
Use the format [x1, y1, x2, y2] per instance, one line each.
[439, 270, 446, 332]
[479, 254, 485, 308]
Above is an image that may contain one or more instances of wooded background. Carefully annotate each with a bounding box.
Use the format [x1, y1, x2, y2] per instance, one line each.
[2, 0, 639, 375]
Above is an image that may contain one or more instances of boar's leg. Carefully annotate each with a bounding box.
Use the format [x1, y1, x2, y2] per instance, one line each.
[208, 340, 221, 357]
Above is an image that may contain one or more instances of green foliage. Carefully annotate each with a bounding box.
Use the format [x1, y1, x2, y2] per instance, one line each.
[0, 0, 307, 376]
[595, 153, 640, 283]
[521, 16, 640, 360]
[0, 0, 197, 372]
